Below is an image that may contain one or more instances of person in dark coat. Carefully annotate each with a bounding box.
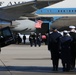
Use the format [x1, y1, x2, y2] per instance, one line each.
[60, 30, 73, 72]
[17, 34, 22, 44]
[48, 28, 62, 71]
[23, 34, 26, 44]
[69, 25, 76, 70]
[37, 33, 42, 47]
[33, 33, 37, 47]
[29, 33, 33, 47]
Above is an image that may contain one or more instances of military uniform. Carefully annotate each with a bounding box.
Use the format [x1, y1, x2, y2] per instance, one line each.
[37, 34, 42, 47]
[32, 33, 37, 47]
[69, 26, 76, 69]
[48, 28, 62, 71]
[60, 30, 73, 71]
[23, 35, 26, 44]
[29, 34, 33, 47]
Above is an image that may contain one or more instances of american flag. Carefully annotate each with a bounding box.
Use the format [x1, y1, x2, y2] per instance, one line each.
[35, 20, 43, 28]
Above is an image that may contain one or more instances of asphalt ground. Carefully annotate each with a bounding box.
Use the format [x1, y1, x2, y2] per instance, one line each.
[0, 44, 76, 75]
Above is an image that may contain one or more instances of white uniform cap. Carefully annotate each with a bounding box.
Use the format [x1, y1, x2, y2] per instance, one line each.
[63, 30, 68, 33]
[69, 26, 75, 29]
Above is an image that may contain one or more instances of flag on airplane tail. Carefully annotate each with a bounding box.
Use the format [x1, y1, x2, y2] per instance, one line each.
[35, 20, 43, 28]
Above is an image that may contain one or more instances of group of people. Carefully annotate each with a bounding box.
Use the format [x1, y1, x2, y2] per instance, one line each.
[14, 33, 26, 44]
[13, 32, 48, 46]
[48, 25, 76, 72]
[29, 33, 42, 47]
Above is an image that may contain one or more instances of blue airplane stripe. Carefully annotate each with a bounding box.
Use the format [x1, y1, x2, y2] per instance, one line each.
[36, 8, 76, 14]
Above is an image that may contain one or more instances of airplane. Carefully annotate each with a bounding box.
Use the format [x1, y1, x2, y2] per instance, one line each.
[0, 0, 63, 48]
[36, 0, 76, 31]
[0, 0, 63, 33]
[0, 0, 63, 31]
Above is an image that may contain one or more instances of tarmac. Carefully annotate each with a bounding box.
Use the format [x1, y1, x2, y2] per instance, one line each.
[0, 44, 76, 75]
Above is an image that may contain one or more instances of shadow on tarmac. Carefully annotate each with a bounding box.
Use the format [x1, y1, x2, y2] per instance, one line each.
[0, 66, 76, 74]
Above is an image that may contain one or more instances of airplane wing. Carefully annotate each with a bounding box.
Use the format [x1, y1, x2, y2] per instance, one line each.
[0, 0, 63, 21]
[34, 0, 63, 9]
[0, 1, 36, 21]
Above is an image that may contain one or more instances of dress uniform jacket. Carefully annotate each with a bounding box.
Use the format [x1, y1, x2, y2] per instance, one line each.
[48, 31, 62, 60]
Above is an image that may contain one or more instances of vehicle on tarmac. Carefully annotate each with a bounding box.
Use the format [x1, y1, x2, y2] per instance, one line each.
[0, 27, 15, 48]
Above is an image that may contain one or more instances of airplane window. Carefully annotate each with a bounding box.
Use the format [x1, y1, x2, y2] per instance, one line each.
[47, 10, 49, 12]
[58, 10, 63, 12]
[47, 10, 51, 12]
[61, 10, 62, 12]
[58, 10, 60, 12]
[72, 10, 73, 12]
[69, 10, 71, 12]
[63, 10, 65, 12]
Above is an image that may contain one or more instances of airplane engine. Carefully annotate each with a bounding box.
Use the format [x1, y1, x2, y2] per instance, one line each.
[11, 19, 36, 33]
[50, 17, 76, 31]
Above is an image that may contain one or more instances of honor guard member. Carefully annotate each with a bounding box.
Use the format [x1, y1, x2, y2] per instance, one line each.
[48, 28, 62, 71]
[37, 33, 42, 47]
[29, 33, 33, 47]
[23, 34, 26, 44]
[33, 33, 37, 47]
[69, 25, 76, 70]
[60, 30, 73, 72]
[17, 34, 22, 44]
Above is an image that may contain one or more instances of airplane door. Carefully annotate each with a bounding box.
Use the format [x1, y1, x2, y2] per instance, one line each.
[36, 23, 49, 34]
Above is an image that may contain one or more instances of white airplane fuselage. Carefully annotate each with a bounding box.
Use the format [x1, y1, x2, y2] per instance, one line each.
[0, 0, 60, 33]
[36, 0, 76, 30]
[36, 0, 76, 17]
